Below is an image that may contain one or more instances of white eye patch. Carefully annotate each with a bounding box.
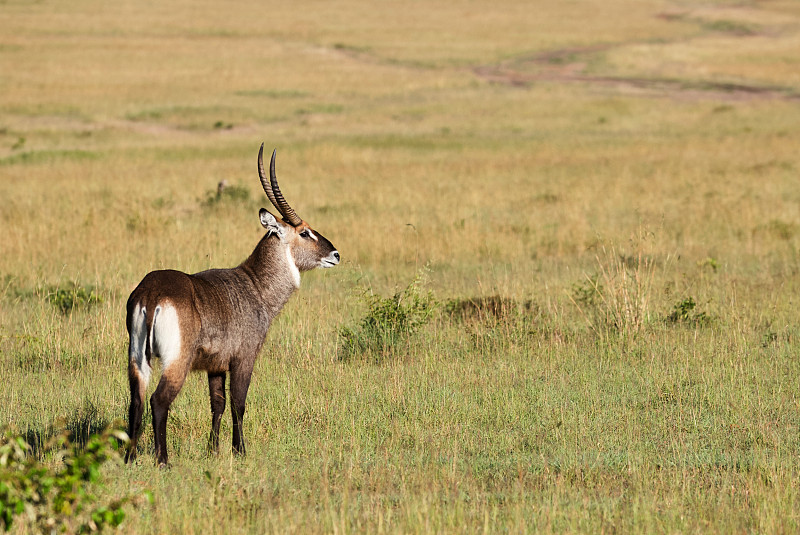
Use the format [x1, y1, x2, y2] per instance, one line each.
[299, 229, 318, 241]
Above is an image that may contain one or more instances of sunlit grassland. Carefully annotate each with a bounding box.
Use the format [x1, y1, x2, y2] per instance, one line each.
[2, 0, 800, 532]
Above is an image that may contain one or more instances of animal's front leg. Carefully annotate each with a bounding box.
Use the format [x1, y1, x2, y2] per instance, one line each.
[229, 359, 255, 456]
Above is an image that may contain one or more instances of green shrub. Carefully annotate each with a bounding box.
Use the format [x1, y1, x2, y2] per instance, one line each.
[0, 426, 150, 533]
[666, 296, 709, 325]
[46, 284, 103, 315]
[339, 273, 437, 362]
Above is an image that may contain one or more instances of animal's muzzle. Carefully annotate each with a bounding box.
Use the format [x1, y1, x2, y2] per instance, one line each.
[320, 250, 340, 268]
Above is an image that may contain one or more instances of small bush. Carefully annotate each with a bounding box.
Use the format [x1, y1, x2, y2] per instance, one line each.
[339, 273, 437, 362]
[0, 426, 150, 533]
[571, 275, 603, 311]
[697, 257, 719, 272]
[46, 284, 103, 315]
[202, 181, 250, 208]
[666, 296, 709, 325]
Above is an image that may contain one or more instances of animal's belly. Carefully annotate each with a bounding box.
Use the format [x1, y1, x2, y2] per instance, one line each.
[191, 350, 229, 373]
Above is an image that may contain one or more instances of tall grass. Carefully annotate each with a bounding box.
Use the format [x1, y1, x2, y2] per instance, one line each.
[2, 0, 800, 532]
[569, 231, 662, 344]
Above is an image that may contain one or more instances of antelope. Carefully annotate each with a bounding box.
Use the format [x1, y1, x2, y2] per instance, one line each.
[125, 144, 340, 466]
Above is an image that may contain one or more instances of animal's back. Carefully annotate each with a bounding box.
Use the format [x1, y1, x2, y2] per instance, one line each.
[127, 268, 268, 374]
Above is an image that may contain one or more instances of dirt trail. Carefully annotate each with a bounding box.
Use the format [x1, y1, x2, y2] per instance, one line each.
[473, 43, 800, 102]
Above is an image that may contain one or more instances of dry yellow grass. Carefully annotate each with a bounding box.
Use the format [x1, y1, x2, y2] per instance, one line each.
[2, 0, 800, 533]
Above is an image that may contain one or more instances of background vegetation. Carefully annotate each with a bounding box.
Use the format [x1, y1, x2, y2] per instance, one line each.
[2, 0, 800, 532]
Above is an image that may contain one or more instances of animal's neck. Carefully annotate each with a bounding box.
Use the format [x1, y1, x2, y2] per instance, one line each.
[240, 234, 300, 317]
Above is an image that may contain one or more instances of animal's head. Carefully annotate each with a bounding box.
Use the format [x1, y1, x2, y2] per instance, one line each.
[257, 144, 340, 272]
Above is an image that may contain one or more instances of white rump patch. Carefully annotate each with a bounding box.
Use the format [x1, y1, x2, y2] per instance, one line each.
[129, 304, 152, 387]
[152, 304, 182, 371]
[285, 246, 301, 288]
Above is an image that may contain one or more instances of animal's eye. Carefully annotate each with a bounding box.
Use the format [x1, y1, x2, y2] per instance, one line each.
[299, 230, 310, 238]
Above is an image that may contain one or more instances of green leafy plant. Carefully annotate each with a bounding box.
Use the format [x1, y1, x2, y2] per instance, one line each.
[697, 257, 719, 272]
[46, 284, 103, 315]
[666, 296, 709, 325]
[339, 272, 437, 362]
[0, 426, 150, 533]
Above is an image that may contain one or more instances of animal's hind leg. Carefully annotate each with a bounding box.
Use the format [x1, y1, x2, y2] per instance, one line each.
[148, 303, 189, 467]
[150, 361, 190, 467]
[207, 372, 226, 453]
[126, 305, 151, 464]
[125, 362, 148, 463]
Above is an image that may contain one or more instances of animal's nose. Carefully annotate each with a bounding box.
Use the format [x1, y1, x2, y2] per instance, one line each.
[333, 251, 340, 261]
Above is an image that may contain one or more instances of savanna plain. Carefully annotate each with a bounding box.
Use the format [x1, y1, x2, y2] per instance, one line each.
[2, 0, 800, 532]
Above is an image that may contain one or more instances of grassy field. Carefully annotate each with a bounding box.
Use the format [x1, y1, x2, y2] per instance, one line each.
[2, 0, 800, 532]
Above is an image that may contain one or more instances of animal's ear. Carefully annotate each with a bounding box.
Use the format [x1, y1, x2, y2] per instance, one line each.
[259, 208, 284, 238]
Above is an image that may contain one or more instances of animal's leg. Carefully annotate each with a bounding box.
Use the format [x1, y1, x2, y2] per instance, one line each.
[126, 305, 151, 464]
[150, 362, 190, 467]
[229, 359, 255, 456]
[125, 362, 149, 463]
[207, 372, 226, 453]
[148, 303, 190, 467]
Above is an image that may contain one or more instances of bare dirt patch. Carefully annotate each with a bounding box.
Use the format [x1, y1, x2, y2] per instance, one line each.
[474, 43, 800, 102]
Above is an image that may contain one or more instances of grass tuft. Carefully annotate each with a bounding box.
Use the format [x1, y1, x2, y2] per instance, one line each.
[201, 181, 251, 208]
[338, 271, 437, 362]
[569, 237, 658, 342]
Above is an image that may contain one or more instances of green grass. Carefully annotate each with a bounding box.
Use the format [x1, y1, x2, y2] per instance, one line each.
[2, 0, 800, 532]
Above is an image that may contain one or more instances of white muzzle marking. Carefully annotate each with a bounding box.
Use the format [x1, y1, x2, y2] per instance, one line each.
[320, 250, 340, 268]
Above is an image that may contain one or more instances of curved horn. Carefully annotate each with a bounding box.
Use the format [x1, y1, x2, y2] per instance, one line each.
[258, 143, 279, 212]
[268, 147, 302, 226]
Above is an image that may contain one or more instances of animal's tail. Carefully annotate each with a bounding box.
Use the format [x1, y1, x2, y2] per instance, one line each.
[144, 305, 161, 365]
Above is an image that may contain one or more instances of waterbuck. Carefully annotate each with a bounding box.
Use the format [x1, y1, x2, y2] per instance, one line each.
[125, 144, 340, 466]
